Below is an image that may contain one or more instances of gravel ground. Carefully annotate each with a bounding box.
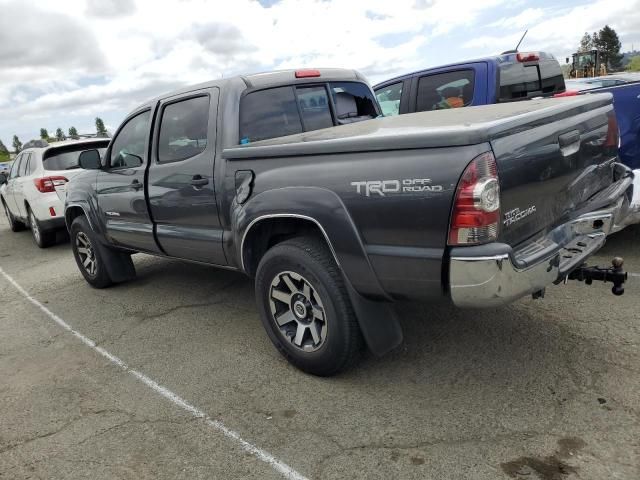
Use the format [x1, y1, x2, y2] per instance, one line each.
[1, 215, 638, 480]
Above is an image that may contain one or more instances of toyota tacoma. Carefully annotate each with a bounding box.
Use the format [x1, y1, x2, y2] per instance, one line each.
[65, 68, 632, 375]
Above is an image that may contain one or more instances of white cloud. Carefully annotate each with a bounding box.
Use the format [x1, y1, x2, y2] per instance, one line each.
[464, 0, 640, 61]
[2, 0, 637, 146]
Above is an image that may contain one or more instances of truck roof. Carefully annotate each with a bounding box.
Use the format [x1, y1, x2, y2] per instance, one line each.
[374, 51, 559, 89]
[132, 68, 366, 113]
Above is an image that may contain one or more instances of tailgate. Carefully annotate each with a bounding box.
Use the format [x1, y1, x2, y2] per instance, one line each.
[491, 93, 620, 247]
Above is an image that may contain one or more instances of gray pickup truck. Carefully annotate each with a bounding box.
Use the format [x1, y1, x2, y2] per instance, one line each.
[66, 68, 632, 376]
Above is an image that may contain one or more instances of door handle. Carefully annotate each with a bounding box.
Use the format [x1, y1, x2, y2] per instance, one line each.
[131, 179, 143, 190]
[190, 175, 209, 187]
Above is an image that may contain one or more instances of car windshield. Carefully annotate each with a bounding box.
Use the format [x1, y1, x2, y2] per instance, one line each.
[44, 144, 108, 171]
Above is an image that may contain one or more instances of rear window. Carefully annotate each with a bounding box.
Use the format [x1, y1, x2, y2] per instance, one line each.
[43, 143, 109, 170]
[499, 59, 565, 101]
[239, 82, 379, 143]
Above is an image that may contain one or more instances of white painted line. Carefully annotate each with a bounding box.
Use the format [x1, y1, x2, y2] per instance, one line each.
[0, 267, 308, 480]
[629, 272, 640, 278]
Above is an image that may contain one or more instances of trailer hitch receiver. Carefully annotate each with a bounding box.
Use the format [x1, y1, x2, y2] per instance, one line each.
[567, 257, 627, 296]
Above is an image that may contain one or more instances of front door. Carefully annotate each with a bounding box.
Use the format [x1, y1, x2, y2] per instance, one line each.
[5, 154, 23, 216]
[97, 109, 161, 253]
[147, 88, 226, 265]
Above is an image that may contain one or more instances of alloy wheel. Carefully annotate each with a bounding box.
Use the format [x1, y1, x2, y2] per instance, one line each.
[30, 211, 41, 244]
[76, 232, 97, 276]
[269, 271, 327, 352]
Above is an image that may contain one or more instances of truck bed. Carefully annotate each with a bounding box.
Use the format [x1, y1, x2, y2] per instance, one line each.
[224, 94, 613, 158]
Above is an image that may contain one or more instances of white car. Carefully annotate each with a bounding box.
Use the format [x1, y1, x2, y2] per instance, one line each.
[0, 138, 109, 247]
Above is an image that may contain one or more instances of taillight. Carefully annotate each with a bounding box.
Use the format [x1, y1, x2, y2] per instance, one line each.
[605, 114, 619, 148]
[34, 176, 68, 193]
[448, 151, 500, 246]
[516, 52, 540, 62]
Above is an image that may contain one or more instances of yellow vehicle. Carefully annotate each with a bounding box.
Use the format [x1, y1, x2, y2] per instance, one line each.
[567, 50, 607, 78]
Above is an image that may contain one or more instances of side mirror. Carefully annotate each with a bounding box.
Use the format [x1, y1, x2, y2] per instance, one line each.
[78, 149, 102, 170]
[0, 173, 7, 185]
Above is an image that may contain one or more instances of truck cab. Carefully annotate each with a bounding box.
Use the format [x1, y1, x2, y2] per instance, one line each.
[374, 52, 565, 116]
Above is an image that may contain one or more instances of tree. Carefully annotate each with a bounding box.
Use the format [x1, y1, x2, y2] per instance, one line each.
[40, 128, 49, 140]
[0, 139, 8, 162]
[579, 32, 593, 51]
[595, 25, 623, 71]
[626, 56, 640, 72]
[95, 117, 107, 137]
[12, 135, 22, 153]
[55, 128, 66, 141]
[68, 126, 79, 139]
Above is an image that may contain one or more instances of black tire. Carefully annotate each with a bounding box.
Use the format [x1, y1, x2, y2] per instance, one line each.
[255, 236, 363, 376]
[2, 199, 25, 232]
[70, 215, 113, 288]
[27, 207, 55, 248]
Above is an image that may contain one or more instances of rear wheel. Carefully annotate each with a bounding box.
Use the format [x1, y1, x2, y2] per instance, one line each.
[70, 216, 113, 288]
[28, 208, 55, 248]
[255, 236, 363, 376]
[3, 200, 25, 232]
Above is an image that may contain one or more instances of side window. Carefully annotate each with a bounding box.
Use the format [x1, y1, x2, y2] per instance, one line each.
[28, 153, 38, 174]
[240, 87, 302, 143]
[9, 155, 22, 179]
[295, 86, 333, 131]
[417, 70, 475, 112]
[375, 82, 403, 116]
[329, 82, 378, 124]
[18, 153, 31, 177]
[110, 110, 151, 169]
[158, 96, 210, 163]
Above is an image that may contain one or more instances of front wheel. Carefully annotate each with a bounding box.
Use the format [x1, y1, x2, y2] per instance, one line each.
[255, 236, 363, 376]
[70, 216, 114, 288]
[3, 200, 25, 232]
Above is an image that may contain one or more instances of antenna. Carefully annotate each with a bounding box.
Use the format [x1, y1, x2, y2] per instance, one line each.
[514, 29, 528, 52]
[500, 30, 529, 55]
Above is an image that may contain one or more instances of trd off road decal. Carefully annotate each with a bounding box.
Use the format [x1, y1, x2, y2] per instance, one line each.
[351, 178, 443, 197]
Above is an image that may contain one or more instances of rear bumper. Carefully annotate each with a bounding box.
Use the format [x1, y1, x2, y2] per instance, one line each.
[449, 194, 627, 308]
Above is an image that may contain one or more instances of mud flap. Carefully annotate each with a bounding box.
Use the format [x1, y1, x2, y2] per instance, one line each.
[344, 277, 403, 356]
[95, 241, 137, 284]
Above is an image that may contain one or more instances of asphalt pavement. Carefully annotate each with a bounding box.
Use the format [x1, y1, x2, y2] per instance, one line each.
[1, 216, 639, 479]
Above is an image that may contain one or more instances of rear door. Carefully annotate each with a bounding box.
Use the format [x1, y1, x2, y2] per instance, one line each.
[13, 152, 32, 217]
[5, 154, 23, 215]
[97, 109, 161, 253]
[147, 88, 226, 264]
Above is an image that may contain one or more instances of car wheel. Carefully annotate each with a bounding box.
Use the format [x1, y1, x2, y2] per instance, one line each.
[70, 215, 113, 288]
[3, 200, 25, 232]
[28, 208, 55, 248]
[255, 236, 363, 376]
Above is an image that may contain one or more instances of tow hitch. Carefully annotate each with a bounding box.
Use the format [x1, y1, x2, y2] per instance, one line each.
[566, 257, 627, 296]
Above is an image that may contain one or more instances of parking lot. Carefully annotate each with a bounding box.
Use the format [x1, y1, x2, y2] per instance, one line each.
[0, 216, 638, 479]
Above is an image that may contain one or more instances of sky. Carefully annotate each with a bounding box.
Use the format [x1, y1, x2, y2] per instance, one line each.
[1, 0, 639, 149]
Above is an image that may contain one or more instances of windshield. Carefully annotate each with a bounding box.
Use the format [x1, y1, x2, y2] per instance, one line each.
[44, 144, 108, 171]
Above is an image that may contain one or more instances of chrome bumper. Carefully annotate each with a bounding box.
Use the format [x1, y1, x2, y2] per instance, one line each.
[612, 168, 640, 233]
[449, 199, 625, 309]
